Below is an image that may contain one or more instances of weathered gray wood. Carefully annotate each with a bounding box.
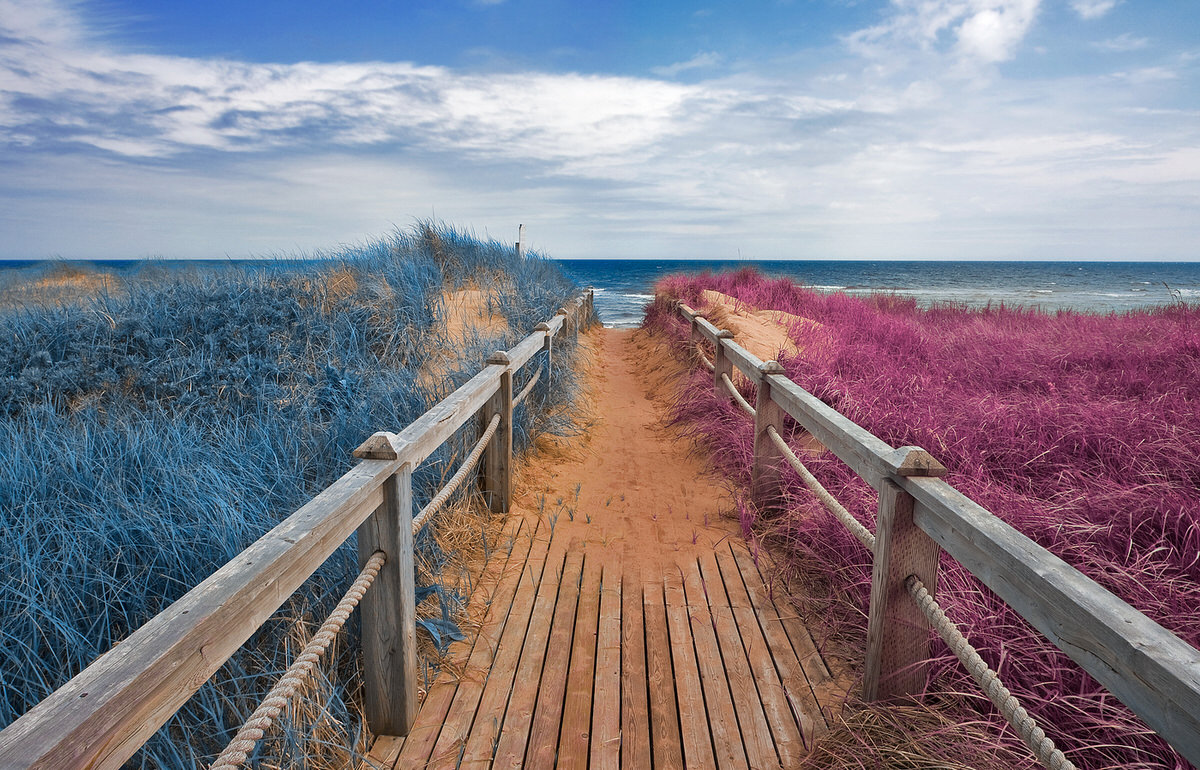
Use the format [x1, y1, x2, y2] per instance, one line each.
[693, 315, 721, 344]
[863, 480, 941, 701]
[720, 338, 767, 385]
[712, 330, 734, 402]
[766, 375, 906, 490]
[678, 302, 699, 323]
[0, 459, 395, 769]
[507, 330, 548, 372]
[904, 476, 1200, 767]
[352, 365, 502, 464]
[751, 361, 787, 513]
[516, 223, 525, 259]
[357, 465, 418, 735]
[480, 351, 513, 513]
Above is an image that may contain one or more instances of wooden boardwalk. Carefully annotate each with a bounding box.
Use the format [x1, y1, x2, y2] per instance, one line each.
[365, 513, 837, 769]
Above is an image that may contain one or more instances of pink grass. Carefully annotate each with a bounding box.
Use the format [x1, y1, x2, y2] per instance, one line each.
[646, 269, 1200, 769]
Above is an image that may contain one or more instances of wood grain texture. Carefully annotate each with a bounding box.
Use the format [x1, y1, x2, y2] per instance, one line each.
[621, 577, 653, 770]
[589, 567, 622, 770]
[644, 578, 685, 770]
[558, 557, 602, 766]
[905, 475, 1200, 767]
[458, 518, 554, 768]
[719, 338, 767, 386]
[863, 480, 940, 701]
[751, 361, 788, 514]
[0, 459, 393, 769]
[662, 572, 718, 770]
[480, 353, 513, 514]
[357, 466, 418, 736]
[525, 548, 584, 768]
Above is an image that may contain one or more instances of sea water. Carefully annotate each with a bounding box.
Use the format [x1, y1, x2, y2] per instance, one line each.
[557, 259, 1200, 328]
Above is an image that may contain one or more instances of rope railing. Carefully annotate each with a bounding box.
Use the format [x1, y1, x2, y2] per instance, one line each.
[210, 550, 388, 770]
[766, 425, 876, 551]
[706, 339, 1072, 770]
[907, 576, 1077, 770]
[721, 372, 756, 417]
[696, 344, 715, 372]
[412, 412, 501, 534]
[514, 366, 542, 407]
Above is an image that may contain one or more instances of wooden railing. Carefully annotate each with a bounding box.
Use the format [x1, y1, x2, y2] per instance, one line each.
[678, 301, 1200, 768]
[0, 290, 595, 769]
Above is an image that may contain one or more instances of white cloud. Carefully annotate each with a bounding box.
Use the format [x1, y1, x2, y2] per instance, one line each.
[651, 52, 723, 78]
[1071, 0, 1119, 20]
[1093, 33, 1149, 52]
[0, 0, 1198, 261]
[847, 0, 1041, 64]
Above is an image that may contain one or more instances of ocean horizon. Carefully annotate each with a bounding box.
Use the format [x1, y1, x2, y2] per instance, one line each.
[4, 257, 1199, 330]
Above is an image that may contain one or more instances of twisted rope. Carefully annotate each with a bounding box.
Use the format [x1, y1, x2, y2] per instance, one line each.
[210, 550, 387, 770]
[906, 576, 1077, 770]
[412, 412, 502, 534]
[514, 366, 542, 407]
[696, 344, 715, 372]
[721, 372, 757, 417]
[766, 425, 876, 550]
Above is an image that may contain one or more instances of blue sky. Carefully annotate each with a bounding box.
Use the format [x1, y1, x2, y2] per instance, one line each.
[0, 0, 1197, 260]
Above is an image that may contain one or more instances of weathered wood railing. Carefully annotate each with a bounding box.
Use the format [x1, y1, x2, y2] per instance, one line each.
[678, 300, 1200, 768]
[0, 290, 595, 769]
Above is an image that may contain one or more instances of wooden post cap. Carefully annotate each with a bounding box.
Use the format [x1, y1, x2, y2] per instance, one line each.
[487, 351, 511, 366]
[715, 329, 734, 339]
[759, 361, 786, 375]
[354, 431, 402, 460]
[535, 322, 551, 331]
[886, 446, 947, 477]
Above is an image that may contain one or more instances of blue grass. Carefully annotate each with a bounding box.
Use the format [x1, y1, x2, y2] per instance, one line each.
[0, 222, 580, 766]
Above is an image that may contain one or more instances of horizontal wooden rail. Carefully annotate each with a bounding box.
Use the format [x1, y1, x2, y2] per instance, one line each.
[674, 297, 1200, 767]
[0, 289, 594, 769]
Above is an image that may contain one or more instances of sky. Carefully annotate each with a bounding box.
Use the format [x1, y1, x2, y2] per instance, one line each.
[0, 0, 1197, 261]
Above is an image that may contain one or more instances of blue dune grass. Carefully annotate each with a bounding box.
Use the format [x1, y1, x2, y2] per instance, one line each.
[0, 221, 583, 766]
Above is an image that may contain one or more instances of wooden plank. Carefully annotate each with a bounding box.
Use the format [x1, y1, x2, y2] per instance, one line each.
[353, 365, 502, 464]
[406, 515, 535, 767]
[765, 374, 900, 491]
[697, 552, 784, 770]
[751, 361, 788, 514]
[694, 315, 722, 344]
[458, 518, 554, 768]
[679, 302, 699, 323]
[720, 338, 767, 386]
[480, 352, 514, 513]
[621, 575, 653, 769]
[644, 576, 685, 769]
[728, 545, 830, 739]
[491, 543, 571, 768]
[357, 466, 418, 735]
[679, 561, 752, 770]
[905, 475, 1200, 768]
[0, 458, 393, 769]
[663, 570, 718, 769]
[558, 556, 602, 766]
[360, 735, 404, 769]
[864, 480, 940, 701]
[525, 548, 584, 768]
[590, 567, 622, 770]
[712, 549, 808, 762]
[507, 330, 547, 372]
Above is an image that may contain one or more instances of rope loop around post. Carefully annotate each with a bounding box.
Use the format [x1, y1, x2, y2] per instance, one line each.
[210, 550, 387, 770]
[906, 575, 1078, 770]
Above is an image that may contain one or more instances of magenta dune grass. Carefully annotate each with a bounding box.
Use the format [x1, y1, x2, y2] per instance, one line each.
[646, 268, 1200, 770]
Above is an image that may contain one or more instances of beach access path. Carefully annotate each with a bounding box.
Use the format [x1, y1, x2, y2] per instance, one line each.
[366, 327, 840, 769]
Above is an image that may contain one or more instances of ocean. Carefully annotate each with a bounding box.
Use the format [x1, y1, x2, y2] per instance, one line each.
[556, 259, 1200, 329]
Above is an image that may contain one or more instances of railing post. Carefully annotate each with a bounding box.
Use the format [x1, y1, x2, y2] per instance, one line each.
[751, 361, 787, 513]
[712, 329, 734, 402]
[480, 351, 513, 513]
[356, 464, 418, 735]
[863, 478, 941, 701]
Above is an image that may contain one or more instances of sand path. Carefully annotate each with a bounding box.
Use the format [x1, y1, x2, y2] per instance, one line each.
[511, 326, 742, 581]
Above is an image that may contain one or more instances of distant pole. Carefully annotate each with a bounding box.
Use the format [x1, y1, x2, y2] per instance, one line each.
[516, 224, 526, 258]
